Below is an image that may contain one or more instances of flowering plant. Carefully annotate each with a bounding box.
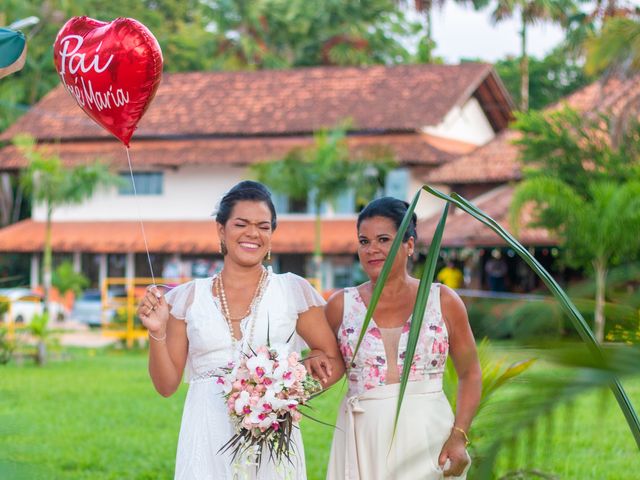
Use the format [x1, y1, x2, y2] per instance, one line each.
[217, 342, 323, 466]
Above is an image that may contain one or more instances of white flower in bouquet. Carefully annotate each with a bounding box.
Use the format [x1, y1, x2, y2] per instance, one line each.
[218, 341, 325, 468]
[246, 346, 275, 380]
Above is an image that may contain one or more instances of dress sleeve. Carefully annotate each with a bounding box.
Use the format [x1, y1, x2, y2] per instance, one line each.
[163, 280, 196, 321]
[285, 273, 326, 314]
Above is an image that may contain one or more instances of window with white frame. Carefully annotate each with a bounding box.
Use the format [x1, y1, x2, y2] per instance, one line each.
[273, 189, 355, 215]
[384, 168, 409, 201]
[118, 172, 164, 195]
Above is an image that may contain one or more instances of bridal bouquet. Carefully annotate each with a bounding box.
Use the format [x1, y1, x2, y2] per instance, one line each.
[218, 343, 323, 466]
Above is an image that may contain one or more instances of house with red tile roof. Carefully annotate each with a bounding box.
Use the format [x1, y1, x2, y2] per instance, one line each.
[418, 75, 640, 291]
[0, 63, 513, 290]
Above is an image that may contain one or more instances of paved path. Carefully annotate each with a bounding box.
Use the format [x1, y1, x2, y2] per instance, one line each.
[53, 320, 120, 348]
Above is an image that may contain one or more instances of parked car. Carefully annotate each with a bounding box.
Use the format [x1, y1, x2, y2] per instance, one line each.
[71, 288, 126, 327]
[0, 288, 66, 324]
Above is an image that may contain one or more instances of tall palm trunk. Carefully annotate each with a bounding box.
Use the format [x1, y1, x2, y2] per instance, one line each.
[0, 173, 12, 226]
[593, 258, 608, 343]
[38, 202, 53, 365]
[425, 7, 433, 45]
[43, 202, 52, 314]
[313, 203, 323, 288]
[519, 11, 529, 112]
[36, 338, 47, 365]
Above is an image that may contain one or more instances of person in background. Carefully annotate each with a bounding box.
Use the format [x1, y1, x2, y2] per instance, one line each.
[485, 250, 508, 292]
[437, 260, 464, 290]
[162, 254, 183, 280]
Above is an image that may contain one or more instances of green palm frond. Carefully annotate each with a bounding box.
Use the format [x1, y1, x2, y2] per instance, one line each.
[511, 178, 640, 268]
[15, 134, 120, 207]
[472, 342, 640, 476]
[353, 184, 640, 475]
[586, 17, 640, 75]
[421, 184, 640, 450]
[592, 182, 640, 261]
[510, 176, 584, 234]
[444, 338, 536, 412]
[393, 202, 448, 436]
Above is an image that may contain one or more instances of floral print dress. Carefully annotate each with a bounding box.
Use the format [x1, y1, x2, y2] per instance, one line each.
[327, 283, 469, 480]
[338, 283, 449, 397]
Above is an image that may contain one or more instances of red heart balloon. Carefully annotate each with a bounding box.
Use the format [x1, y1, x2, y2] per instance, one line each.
[53, 17, 163, 147]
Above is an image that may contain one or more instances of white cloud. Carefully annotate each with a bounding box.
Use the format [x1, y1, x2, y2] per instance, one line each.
[430, 3, 567, 63]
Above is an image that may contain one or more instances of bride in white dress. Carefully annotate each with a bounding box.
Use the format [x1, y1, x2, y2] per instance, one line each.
[138, 181, 344, 480]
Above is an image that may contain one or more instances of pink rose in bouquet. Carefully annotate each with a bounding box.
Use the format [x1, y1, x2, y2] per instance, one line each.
[218, 343, 323, 466]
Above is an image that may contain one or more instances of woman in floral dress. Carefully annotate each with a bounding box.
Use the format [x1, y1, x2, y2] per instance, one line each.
[326, 197, 481, 480]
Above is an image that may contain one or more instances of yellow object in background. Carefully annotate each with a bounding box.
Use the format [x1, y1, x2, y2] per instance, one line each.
[437, 265, 464, 289]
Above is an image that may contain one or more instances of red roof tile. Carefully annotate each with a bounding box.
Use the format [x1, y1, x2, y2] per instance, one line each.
[427, 130, 522, 184]
[0, 219, 359, 254]
[425, 74, 640, 185]
[1, 63, 510, 142]
[0, 133, 476, 170]
[417, 185, 556, 247]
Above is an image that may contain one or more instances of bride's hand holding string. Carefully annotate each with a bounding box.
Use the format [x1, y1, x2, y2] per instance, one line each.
[138, 285, 170, 336]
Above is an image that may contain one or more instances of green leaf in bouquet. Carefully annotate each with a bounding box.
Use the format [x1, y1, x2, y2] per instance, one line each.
[298, 410, 337, 429]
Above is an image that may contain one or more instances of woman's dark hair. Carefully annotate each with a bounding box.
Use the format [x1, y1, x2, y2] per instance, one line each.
[215, 181, 277, 230]
[357, 196, 417, 242]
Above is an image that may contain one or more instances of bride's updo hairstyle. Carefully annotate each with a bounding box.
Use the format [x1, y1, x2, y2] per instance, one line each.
[357, 196, 417, 243]
[215, 181, 278, 231]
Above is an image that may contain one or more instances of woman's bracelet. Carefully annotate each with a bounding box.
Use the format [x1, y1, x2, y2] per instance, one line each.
[148, 330, 167, 342]
[452, 426, 470, 447]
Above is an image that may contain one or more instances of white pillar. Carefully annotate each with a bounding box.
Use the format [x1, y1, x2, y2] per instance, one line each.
[322, 257, 334, 292]
[72, 251, 81, 273]
[98, 254, 107, 290]
[125, 252, 135, 281]
[30, 253, 39, 288]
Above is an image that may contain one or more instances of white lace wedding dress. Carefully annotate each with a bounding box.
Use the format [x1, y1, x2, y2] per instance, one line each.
[164, 267, 324, 480]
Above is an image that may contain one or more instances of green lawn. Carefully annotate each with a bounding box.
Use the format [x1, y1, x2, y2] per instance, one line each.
[0, 347, 638, 479]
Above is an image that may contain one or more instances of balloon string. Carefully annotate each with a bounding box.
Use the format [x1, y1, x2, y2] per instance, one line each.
[125, 146, 156, 285]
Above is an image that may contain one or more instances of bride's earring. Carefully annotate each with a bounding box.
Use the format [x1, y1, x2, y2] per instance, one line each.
[220, 241, 228, 256]
[266, 249, 271, 262]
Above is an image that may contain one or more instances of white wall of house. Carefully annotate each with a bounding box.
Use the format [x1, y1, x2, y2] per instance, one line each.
[33, 165, 247, 221]
[29, 98, 495, 223]
[422, 97, 495, 145]
[408, 176, 451, 220]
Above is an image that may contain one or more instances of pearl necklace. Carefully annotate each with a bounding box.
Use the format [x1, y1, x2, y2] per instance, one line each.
[215, 267, 269, 349]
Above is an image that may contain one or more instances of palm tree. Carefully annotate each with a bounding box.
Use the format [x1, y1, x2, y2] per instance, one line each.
[252, 126, 394, 284]
[14, 134, 119, 315]
[398, 1, 481, 62]
[563, 0, 634, 54]
[396, 0, 447, 61]
[511, 178, 640, 342]
[473, 0, 579, 111]
[507, 105, 640, 342]
[586, 16, 640, 76]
